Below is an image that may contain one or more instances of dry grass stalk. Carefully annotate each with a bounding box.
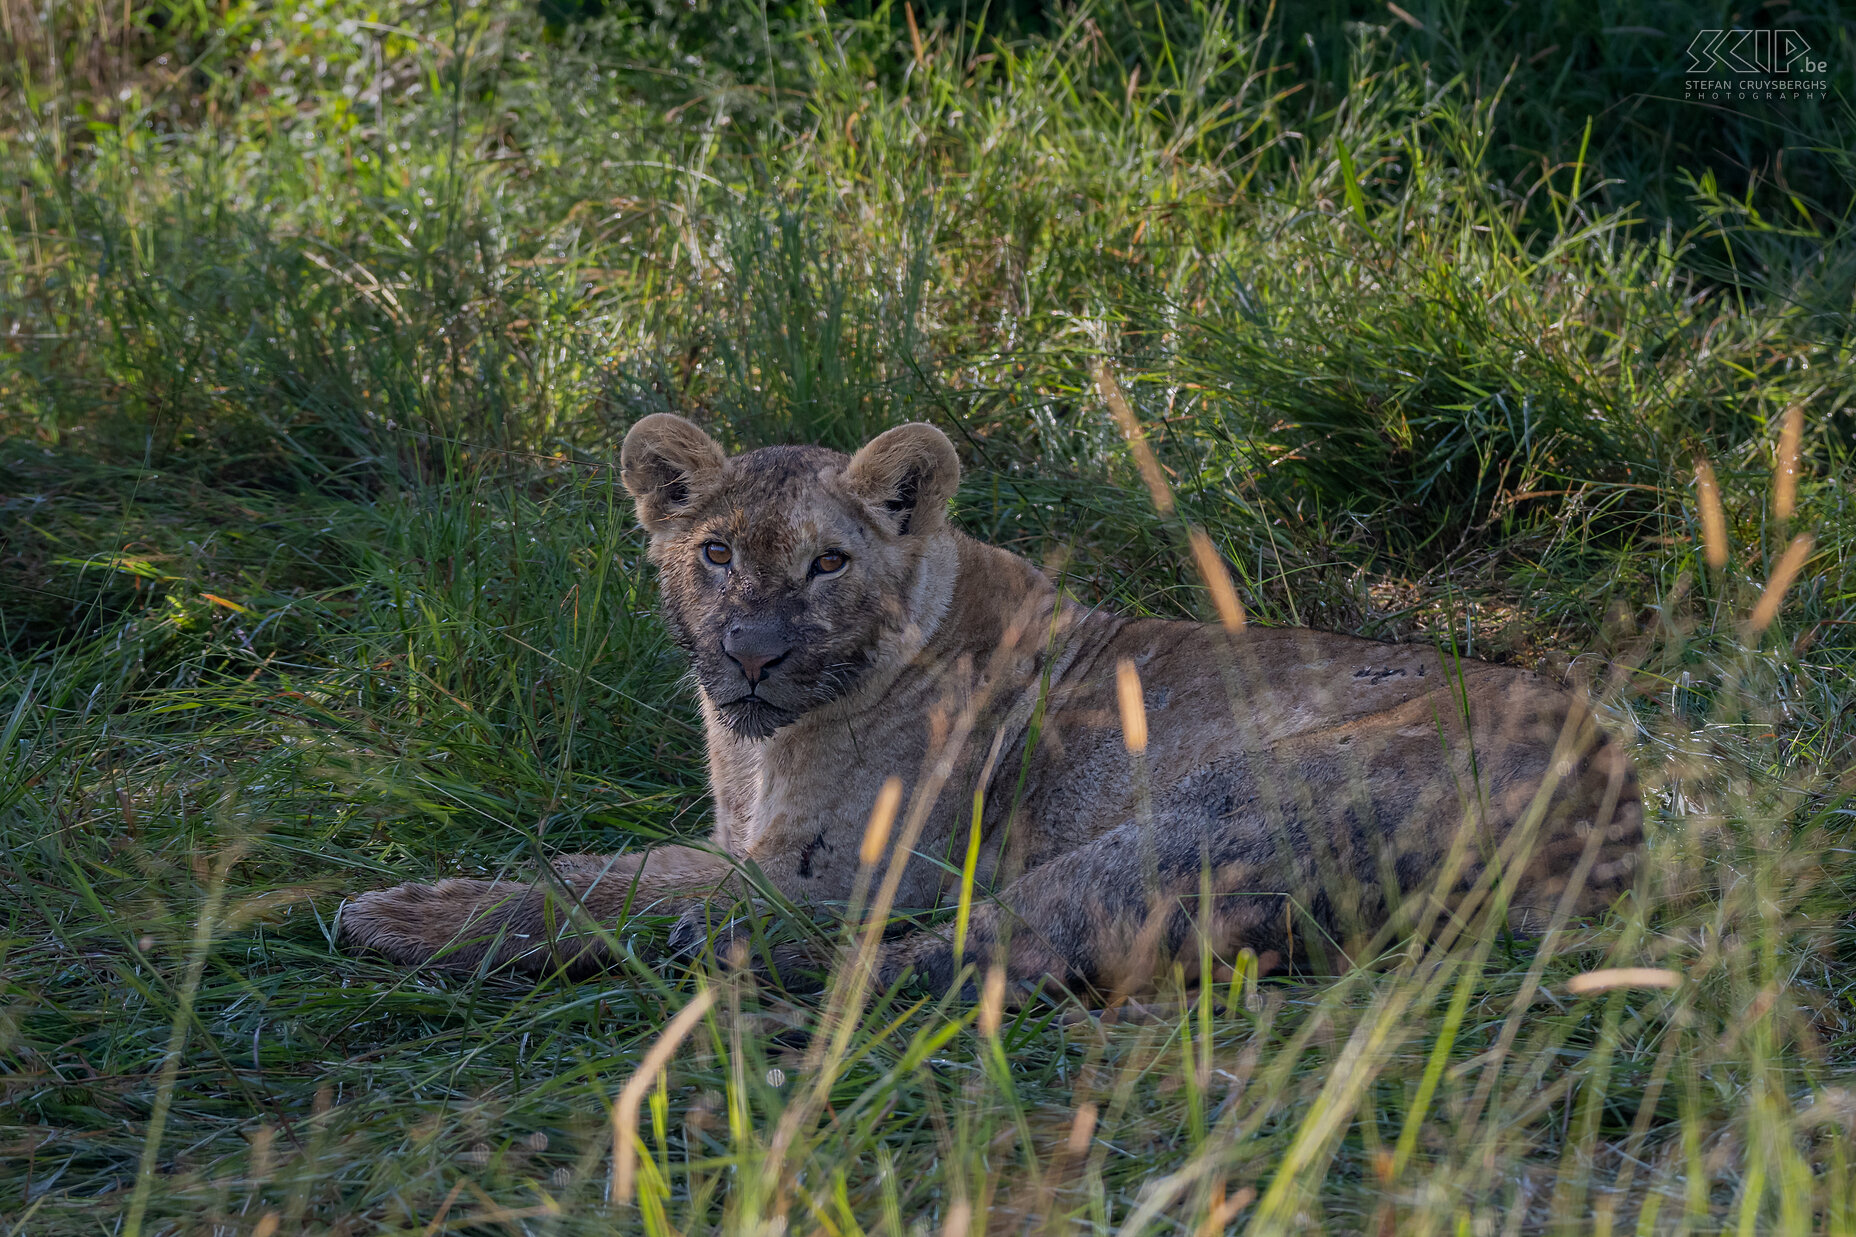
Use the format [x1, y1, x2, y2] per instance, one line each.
[1188, 526, 1245, 632]
[1093, 360, 1175, 516]
[611, 987, 717, 1205]
[903, 1, 925, 66]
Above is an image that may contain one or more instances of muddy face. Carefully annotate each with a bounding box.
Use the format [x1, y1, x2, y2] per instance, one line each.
[619, 418, 961, 738]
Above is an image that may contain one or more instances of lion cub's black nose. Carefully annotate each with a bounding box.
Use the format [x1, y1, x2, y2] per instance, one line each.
[724, 621, 791, 687]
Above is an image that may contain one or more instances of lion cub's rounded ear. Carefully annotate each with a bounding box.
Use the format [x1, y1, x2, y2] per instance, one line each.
[621, 414, 727, 528]
[845, 422, 960, 537]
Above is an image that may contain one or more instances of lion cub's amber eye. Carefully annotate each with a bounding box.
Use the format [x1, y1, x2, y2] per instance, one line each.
[812, 550, 848, 575]
[703, 542, 733, 566]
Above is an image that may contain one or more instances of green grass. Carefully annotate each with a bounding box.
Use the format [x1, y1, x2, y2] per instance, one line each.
[4, 0, 1856, 1231]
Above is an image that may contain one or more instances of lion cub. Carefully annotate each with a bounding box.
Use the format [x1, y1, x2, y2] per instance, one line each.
[342, 415, 1643, 993]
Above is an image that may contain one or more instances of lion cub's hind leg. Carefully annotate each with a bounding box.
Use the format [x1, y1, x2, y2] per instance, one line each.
[1498, 724, 1646, 935]
[875, 817, 1298, 1000]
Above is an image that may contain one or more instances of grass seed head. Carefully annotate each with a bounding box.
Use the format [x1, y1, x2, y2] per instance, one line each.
[1068, 1102, 1098, 1156]
[979, 965, 1006, 1037]
[1695, 457, 1729, 569]
[1565, 968, 1681, 996]
[1189, 527, 1246, 633]
[1116, 658, 1147, 753]
[859, 778, 903, 866]
[1775, 405, 1804, 522]
[1749, 534, 1816, 636]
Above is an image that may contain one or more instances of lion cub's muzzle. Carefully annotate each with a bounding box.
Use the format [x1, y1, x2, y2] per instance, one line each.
[723, 618, 793, 687]
[712, 617, 802, 738]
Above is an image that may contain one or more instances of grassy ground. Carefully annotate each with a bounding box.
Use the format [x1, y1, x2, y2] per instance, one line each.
[4, 0, 1856, 1231]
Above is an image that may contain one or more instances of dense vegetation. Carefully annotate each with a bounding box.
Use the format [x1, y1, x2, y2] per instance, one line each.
[3, 0, 1855, 1231]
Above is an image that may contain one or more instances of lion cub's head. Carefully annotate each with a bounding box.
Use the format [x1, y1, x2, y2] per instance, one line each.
[620, 415, 961, 739]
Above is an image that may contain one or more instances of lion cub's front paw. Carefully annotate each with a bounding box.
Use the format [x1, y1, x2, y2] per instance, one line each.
[664, 907, 833, 993]
[340, 878, 532, 971]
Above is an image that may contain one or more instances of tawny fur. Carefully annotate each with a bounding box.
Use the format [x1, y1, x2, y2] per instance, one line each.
[340, 415, 1643, 994]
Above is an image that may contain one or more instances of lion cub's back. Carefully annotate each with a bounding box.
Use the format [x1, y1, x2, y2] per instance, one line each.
[1013, 617, 1641, 923]
[1078, 619, 1539, 759]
